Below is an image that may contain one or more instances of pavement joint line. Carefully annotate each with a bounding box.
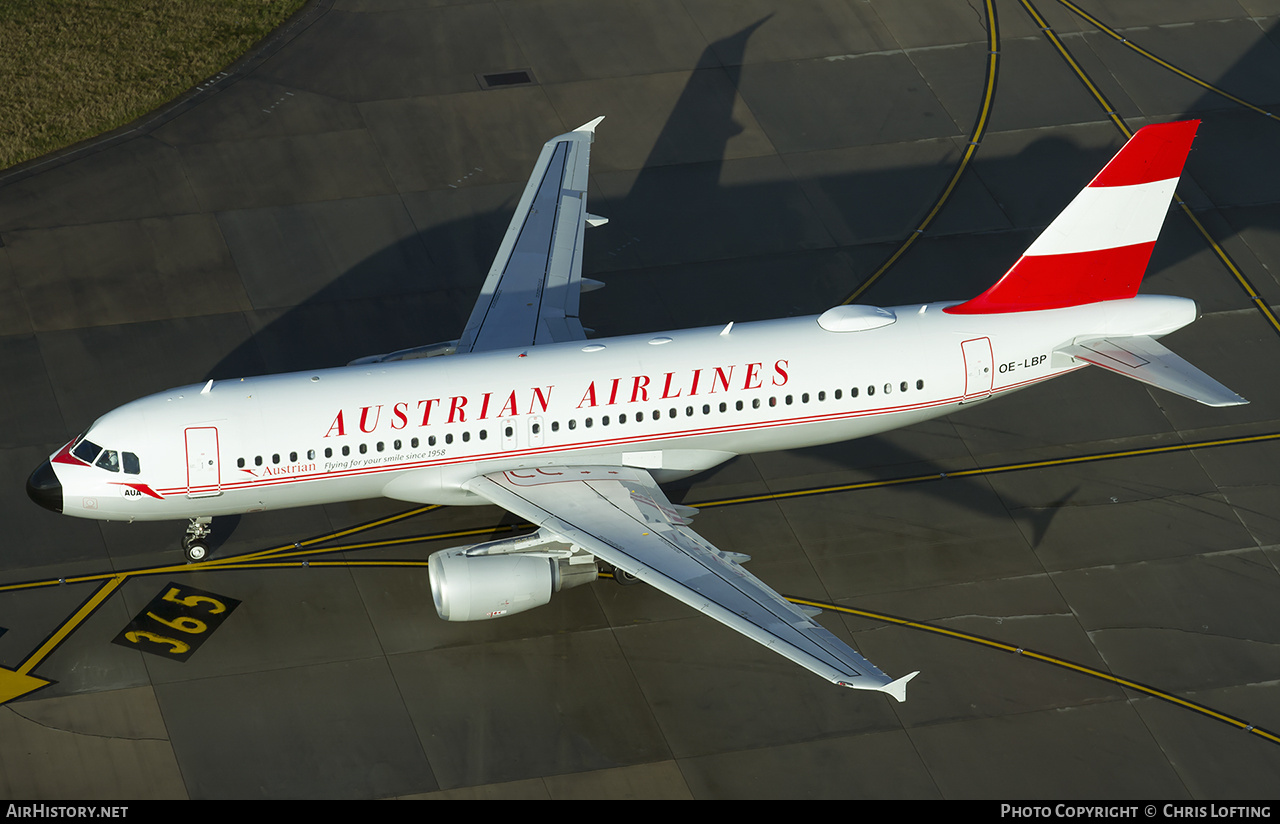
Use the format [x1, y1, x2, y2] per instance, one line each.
[1021, 0, 1280, 339]
[6, 428, 1278, 595]
[1055, 0, 1280, 121]
[842, 0, 999, 305]
[6, 427, 1278, 709]
[788, 594, 1280, 746]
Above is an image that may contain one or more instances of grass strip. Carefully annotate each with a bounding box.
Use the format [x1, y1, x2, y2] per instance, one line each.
[0, 0, 306, 170]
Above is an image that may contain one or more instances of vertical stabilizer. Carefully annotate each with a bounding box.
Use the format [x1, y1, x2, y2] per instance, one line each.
[946, 120, 1199, 315]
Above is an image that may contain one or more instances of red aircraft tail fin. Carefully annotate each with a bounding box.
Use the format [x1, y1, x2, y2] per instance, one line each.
[946, 120, 1199, 315]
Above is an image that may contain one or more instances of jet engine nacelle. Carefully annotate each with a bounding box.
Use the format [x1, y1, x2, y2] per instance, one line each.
[428, 547, 597, 622]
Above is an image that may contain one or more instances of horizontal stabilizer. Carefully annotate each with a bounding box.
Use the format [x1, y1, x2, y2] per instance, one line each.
[1057, 335, 1248, 407]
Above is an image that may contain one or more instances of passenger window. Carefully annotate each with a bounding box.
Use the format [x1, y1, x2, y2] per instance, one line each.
[428, 436, 436, 446]
[290, 451, 298, 462]
[445, 433, 454, 444]
[325, 448, 333, 458]
[237, 457, 245, 468]
[308, 449, 316, 460]
[96, 450, 120, 472]
[917, 379, 925, 390]
[479, 430, 487, 440]
[884, 383, 892, 394]
[568, 420, 577, 430]
[411, 438, 419, 448]
[342, 446, 350, 456]
[900, 382, 908, 392]
[359, 444, 367, 454]
[255, 455, 263, 466]
[461, 432, 469, 442]
[272, 454, 280, 464]
[123, 452, 140, 475]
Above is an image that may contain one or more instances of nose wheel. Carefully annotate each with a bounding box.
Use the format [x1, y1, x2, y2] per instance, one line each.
[183, 517, 213, 563]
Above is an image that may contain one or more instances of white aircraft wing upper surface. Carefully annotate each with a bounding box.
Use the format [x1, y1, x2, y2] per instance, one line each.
[465, 466, 918, 701]
[455, 118, 605, 354]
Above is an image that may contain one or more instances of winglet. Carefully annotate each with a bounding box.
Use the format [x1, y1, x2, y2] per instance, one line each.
[878, 670, 919, 703]
[575, 116, 605, 135]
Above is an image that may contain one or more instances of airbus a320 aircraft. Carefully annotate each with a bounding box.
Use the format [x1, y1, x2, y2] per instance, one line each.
[27, 118, 1244, 701]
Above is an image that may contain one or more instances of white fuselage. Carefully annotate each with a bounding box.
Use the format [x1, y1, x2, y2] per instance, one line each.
[49, 295, 1197, 523]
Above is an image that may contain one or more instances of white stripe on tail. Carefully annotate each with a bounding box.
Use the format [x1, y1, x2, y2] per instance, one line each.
[947, 120, 1199, 315]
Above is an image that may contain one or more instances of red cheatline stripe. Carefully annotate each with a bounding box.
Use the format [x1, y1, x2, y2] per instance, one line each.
[155, 371, 1079, 497]
[1089, 119, 1198, 188]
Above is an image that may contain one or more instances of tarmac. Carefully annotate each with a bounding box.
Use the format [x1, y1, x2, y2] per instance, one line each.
[1, 0, 1279, 799]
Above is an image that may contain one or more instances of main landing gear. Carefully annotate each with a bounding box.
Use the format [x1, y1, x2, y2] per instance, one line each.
[183, 516, 213, 563]
[611, 565, 639, 586]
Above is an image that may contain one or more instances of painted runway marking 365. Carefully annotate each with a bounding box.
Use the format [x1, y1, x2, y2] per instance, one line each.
[112, 582, 240, 662]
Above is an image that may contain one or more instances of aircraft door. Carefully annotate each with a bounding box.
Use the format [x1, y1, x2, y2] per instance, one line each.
[185, 427, 222, 498]
[961, 337, 994, 402]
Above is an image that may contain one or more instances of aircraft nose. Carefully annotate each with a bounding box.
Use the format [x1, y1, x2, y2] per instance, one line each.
[26, 460, 63, 514]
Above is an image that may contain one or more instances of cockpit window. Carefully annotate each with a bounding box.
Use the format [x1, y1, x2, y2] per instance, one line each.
[123, 452, 140, 475]
[72, 439, 102, 464]
[95, 450, 120, 472]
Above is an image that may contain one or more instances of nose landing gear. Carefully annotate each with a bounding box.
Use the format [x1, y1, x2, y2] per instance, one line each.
[183, 516, 213, 563]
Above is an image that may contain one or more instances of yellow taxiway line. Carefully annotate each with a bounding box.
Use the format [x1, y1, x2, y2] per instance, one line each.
[843, 0, 999, 305]
[1020, 0, 1280, 338]
[790, 595, 1280, 747]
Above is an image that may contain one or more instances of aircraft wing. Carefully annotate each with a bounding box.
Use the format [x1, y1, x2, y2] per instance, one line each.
[1057, 335, 1248, 407]
[464, 466, 918, 701]
[455, 118, 606, 354]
